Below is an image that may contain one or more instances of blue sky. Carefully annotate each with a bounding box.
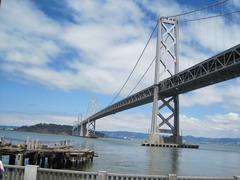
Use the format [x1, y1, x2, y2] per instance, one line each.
[0, 0, 240, 138]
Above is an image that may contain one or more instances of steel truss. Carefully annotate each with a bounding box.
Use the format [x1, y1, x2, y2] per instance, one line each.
[72, 114, 83, 136]
[86, 120, 96, 137]
[149, 17, 180, 143]
[74, 99, 98, 137]
[82, 44, 240, 125]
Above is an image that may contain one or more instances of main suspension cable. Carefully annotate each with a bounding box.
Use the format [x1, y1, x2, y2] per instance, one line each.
[181, 10, 240, 22]
[127, 56, 156, 97]
[168, 0, 229, 18]
[109, 22, 158, 105]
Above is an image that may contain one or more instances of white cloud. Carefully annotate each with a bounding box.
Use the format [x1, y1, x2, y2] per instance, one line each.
[97, 112, 150, 133]
[180, 79, 240, 111]
[67, 0, 144, 26]
[181, 112, 240, 138]
[180, 86, 223, 107]
[0, 0, 156, 95]
[207, 112, 239, 123]
[0, 0, 61, 66]
[0, 0, 239, 96]
[0, 0, 240, 138]
[139, 0, 183, 18]
[1, 111, 240, 138]
[0, 0, 59, 36]
[232, 0, 240, 8]
[182, 18, 240, 53]
[0, 112, 76, 126]
[179, 43, 210, 71]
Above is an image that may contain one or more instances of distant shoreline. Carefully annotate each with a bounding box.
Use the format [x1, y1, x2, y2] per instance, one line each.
[13, 123, 73, 135]
[1, 124, 240, 145]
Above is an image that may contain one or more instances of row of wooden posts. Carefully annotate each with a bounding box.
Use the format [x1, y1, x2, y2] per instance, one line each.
[5, 152, 94, 169]
[0, 137, 95, 169]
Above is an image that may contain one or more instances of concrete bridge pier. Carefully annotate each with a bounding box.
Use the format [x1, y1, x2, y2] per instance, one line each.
[86, 120, 96, 138]
[79, 120, 96, 138]
[80, 122, 87, 137]
[157, 95, 182, 144]
[146, 95, 182, 145]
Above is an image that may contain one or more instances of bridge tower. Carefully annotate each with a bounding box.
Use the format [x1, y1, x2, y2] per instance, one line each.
[79, 98, 97, 137]
[148, 17, 182, 144]
[72, 113, 82, 136]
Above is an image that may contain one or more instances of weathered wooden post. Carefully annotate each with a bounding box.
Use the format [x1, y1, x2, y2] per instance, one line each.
[91, 152, 94, 162]
[28, 153, 38, 165]
[76, 159, 80, 167]
[9, 155, 16, 165]
[40, 157, 45, 168]
[16, 154, 24, 166]
[48, 156, 53, 168]
[56, 153, 64, 169]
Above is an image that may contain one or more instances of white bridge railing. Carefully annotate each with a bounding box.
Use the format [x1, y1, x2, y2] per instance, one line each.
[4, 165, 24, 180]
[3, 165, 240, 180]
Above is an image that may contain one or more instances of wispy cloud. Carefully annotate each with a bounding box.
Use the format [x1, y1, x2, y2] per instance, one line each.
[0, 0, 239, 96]
[181, 79, 240, 112]
[0, 112, 76, 126]
[1, 111, 240, 138]
[0, 0, 240, 136]
[181, 112, 240, 138]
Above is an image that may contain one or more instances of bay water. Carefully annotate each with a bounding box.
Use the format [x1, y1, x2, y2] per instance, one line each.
[1, 130, 240, 177]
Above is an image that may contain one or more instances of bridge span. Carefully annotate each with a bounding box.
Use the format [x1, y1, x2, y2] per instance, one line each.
[83, 44, 240, 124]
[73, 17, 240, 145]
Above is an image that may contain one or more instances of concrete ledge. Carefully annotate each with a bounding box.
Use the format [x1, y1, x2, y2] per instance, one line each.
[141, 143, 199, 149]
[4, 165, 238, 180]
[24, 165, 38, 180]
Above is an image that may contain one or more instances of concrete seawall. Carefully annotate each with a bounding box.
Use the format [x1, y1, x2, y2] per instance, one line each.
[3, 165, 240, 180]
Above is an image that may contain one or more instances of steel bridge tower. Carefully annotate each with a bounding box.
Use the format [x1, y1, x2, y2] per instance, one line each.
[147, 17, 182, 145]
[73, 98, 97, 137]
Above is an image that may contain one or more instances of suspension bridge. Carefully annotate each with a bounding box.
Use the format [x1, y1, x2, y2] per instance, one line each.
[72, 1, 240, 145]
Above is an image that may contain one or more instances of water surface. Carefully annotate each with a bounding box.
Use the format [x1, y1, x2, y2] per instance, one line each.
[1, 130, 240, 177]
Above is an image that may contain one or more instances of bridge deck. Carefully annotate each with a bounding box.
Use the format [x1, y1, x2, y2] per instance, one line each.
[81, 44, 240, 124]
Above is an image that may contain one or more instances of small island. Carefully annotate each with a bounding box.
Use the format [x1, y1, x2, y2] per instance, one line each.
[15, 123, 73, 135]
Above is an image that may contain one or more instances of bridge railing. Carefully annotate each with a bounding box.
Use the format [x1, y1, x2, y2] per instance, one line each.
[107, 172, 168, 180]
[4, 165, 25, 180]
[37, 168, 98, 180]
[2, 165, 240, 180]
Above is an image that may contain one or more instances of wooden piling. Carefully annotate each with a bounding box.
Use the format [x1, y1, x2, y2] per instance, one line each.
[0, 139, 95, 170]
[48, 156, 53, 168]
[9, 155, 16, 165]
[40, 157, 45, 168]
[16, 154, 24, 166]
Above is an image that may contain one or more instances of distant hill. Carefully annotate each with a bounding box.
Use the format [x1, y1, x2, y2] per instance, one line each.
[8, 123, 240, 145]
[0, 125, 18, 130]
[100, 131, 240, 144]
[183, 135, 240, 145]
[15, 123, 73, 135]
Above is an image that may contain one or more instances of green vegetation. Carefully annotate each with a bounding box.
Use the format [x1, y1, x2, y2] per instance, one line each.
[15, 123, 72, 135]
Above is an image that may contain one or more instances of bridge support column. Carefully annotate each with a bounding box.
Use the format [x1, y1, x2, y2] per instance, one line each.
[173, 95, 181, 144]
[146, 17, 182, 145]
[80, 122, 87, 137]
[157, 96, 182, 144]
[79, 121, 96, 138]
[86, 120, 96, 138]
